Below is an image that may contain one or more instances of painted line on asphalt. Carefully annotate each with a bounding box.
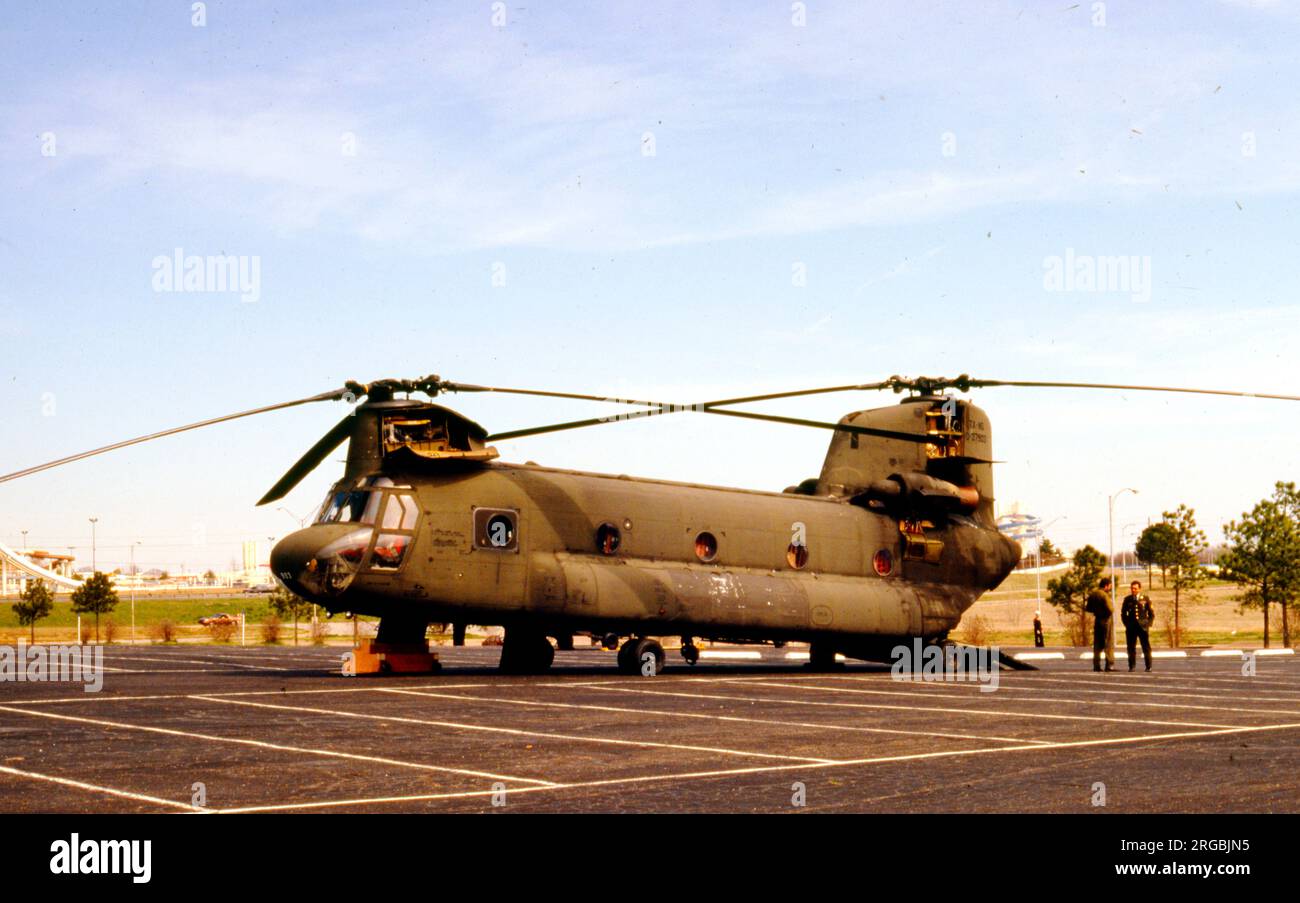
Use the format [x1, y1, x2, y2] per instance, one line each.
[200, 694, 836, 765]
[0, 703, 554, 787]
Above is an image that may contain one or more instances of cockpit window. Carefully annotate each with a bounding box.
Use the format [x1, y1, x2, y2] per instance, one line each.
[316, 490, 379, 525]
[381, 494, 420, 531]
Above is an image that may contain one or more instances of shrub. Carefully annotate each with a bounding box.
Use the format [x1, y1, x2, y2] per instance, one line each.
[208, 621, 236, 644]
[957, 614, 992, 646]
[102, 619, 118, 644]
[153, 619, 177, 644]
[261, 615, 281, 645]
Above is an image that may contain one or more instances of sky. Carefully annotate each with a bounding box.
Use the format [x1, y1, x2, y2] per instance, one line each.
[2, 0, 1299, 573]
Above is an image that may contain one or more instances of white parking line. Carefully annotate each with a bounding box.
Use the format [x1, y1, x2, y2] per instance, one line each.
[213, 719, 1300, 813]
[0, 764, 207, 812]
[1076, 651, 1187, 660]
[0, 682, 497, 707]
[0, 703, 553, 787]
[731, 678, 1300, 719]
[807, 672, 1300, 706]
[384, 686, 1052, 746]
[199, 694, 838, 764]
[579, 684, 1237, 730]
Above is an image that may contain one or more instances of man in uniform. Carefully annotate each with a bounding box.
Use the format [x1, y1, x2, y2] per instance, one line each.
[1121, 580, 1154, 672]
[1085, 577, 1115, 672]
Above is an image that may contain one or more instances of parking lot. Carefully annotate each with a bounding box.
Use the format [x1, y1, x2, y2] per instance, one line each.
[1, 644, 1297, 813]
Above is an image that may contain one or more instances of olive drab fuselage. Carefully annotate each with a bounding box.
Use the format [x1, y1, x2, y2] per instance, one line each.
[271, 395, 1022, 654]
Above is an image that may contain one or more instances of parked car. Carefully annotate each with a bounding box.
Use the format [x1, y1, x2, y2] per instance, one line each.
[198, 613, 239, 626]
[243, 583, 275, 594]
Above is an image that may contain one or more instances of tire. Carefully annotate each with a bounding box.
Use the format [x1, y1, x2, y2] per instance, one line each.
[630, 638, 664, 676]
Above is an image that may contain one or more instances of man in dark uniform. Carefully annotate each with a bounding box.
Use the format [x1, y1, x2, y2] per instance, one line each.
[1121, 580, 1154, 672]
[1085, 577, 1114, 672]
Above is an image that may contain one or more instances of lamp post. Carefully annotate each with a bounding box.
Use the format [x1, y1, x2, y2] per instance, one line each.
[277, 507, 308, 527]
[20, 529, 27, 550]
[1108, 489, 1139, 652]
[89, 517, 99, 573]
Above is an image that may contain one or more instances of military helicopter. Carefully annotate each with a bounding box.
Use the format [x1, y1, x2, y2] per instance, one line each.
[5, 374, 1297, 675]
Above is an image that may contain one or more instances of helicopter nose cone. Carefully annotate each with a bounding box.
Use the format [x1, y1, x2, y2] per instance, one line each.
[271, 524, 372, 600]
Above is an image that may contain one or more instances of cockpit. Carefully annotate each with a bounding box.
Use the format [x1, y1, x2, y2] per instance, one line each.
[271, 476, 424, 599]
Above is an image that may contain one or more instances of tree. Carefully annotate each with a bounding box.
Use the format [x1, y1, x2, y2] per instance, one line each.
[70, 571, 119, 643]
[203, 569, 217, 586]
[14, 580, 54, 643]
[1047, 545, 1107, 645]
[1219, 483, 1300, 648]
[1038, 537, 1060, 561]
[1160, 505, 1208, 647]
[1135, 522, 1177, 588]
[269, 586, 312, 646]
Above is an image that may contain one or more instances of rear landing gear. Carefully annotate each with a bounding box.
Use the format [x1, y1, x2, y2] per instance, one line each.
[617, 637, 665, 676]
[680, 638, 700, 666]
[498, 628, 555, 674]
[808, 641, 839, 671]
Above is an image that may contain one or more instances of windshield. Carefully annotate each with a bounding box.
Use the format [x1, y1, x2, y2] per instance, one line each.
[316, 489, 381, 525]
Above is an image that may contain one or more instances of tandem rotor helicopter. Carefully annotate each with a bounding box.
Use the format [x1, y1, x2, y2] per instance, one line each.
[5, 374, 1297, 675]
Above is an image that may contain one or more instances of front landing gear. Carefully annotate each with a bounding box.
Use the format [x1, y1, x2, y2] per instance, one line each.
[618, 637, 665, 676]
[349, 616, 441, 675]
[680, 637, 700, 666]
[498, 628, 555, 674]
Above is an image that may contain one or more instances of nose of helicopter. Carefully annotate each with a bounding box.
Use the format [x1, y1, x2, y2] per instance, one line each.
[270, 524, 373, 599]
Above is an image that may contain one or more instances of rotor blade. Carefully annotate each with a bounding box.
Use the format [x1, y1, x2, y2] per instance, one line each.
[486, 405, 936, 445]
[700, 380, 897, 409]
[442, 382, 666, 408]
[965, 379, 1300, 402]
[487, 408, 665, 442]
[700, 408, 936, 444]
[0, 389, 350, 486]
[257, 415, 356, 506]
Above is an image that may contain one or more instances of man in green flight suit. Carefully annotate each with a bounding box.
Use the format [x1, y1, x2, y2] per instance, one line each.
[1085, 577, 1115, 672]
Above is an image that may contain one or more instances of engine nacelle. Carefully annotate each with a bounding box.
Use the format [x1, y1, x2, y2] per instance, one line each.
[856, 472, 980, 517]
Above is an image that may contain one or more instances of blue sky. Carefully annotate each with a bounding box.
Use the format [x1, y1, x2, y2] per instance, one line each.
[3, 0, 1299, 571]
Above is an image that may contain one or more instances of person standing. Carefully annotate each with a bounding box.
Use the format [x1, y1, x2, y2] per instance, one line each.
[1085, 577, 1115, 672]
[1121, 580, 1154, 672]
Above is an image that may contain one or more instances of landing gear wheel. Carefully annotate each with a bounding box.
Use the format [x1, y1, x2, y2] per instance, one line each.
[808, 641, 838, 671]
[681, 643, 700, 666]
[499, 630, 555, 674]
[602, 633, 620, 651]
[618, 637, 665, 676]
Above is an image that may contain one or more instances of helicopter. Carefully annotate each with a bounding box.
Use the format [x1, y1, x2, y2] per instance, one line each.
[5, 374, 1297, 675]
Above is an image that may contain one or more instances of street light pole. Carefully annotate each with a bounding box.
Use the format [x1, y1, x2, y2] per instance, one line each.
[89, 517, 98, 573]
[1108, 488, 1138, 653]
